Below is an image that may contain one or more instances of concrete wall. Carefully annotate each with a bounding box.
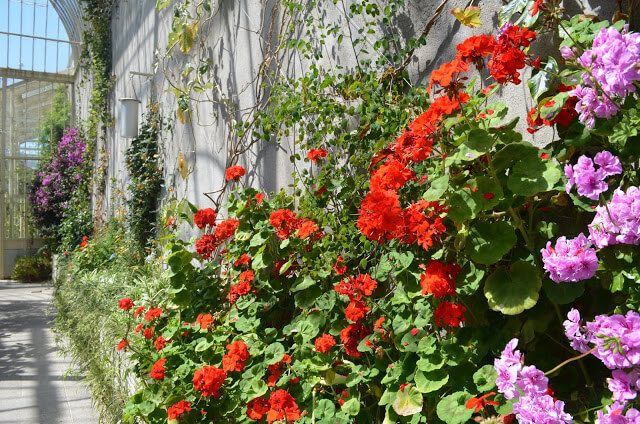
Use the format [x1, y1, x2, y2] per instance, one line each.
[95, 0, 626, 230]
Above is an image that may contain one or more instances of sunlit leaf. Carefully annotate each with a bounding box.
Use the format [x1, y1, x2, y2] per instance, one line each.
[451, 6, 482, 28]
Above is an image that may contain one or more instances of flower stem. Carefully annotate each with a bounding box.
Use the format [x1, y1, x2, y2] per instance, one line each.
[544, 346, 597, 376]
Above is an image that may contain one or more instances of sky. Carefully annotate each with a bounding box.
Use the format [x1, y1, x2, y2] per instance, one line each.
[0, 0, 72, 75]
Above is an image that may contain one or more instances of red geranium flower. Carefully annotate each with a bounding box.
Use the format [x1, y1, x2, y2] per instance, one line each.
[345, 300, 370, 322]
[266, 390, 301, 423]
[428, 58, 469, 95]
[117, 339, 128, 351]
[267, 354, 292, 386]
[133, 306, 146, 318]
[196, 313, 214, 330]
[420, 260, 460, 298]
[314, 334, 336, 353]
[307, 148, 328, 162]
[234, 253, 252, 267]
[118, 298, 134, 310]
[143, 328, 154, 339]
[150, 358, 167, 380]
[168, 400, 191, 421]
[434, 301, 466, 327]
[195, 234, 220, 260]
[225, 165, 246, 181]
[335, 274, 378, 302]
[456, 34, 496, 69]
[155, 335, 171, 351]
[296, 219, 318, 239]
[192, 365, 227, 398]
[333, 255, 347, 275]
[269, 209, 301, 240]
[370, 159, 416, 191]
[357, 189, 403, 243]
[247, 396, 270, 420]
[222, 340, 250, 372]
[466, 391, 500, 412]
[194, 208, 216, 229]
[340, 323, 372, 357]
[145, 307, 163, 322]
[214, 219, 239, 241]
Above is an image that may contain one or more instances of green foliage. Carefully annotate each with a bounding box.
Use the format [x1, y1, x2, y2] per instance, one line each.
[11, 252, 52, 282]
[125, 103, 164, 254]
[53, 220, 161, 423]
[38, 85, 71, 153]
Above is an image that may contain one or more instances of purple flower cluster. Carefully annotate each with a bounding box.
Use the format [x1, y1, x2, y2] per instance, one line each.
[541, 233, 598, 283]
[564, 309, 640, 422]
[589, 186, 640, 248]
[494, 338, 573, 424]
[28, 128, 86, 227]
[565, 151, 622, 200]
[596, 402, 640, 424]
[570, 26, 640, 127]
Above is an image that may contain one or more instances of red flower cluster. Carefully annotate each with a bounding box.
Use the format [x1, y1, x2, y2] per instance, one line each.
[194, 208, 216, 229]
[196, 313, 214, 330]
[397, 200, 448, 250]
[222, 340, 250, 372]
[488, 24, 536, 85]
[134, 306, 145, 317]
[456, 34, 496, 70]
[434, 301, 467, 327]
[370, 159, 415, 191]
[168, 400, 191, 420]
[214, 219, 240, 240]
[229, 270, 254, 304]
[195, 234, 218, 260]
[296, 219, 318, 239]
[247, 390, 301, 423]
[420, 260, 461, 298]
[267, 354, 292, 386]
[155, 335, 171, 351]
[144, 328, 154, 339]
[357, 189, 403, 243]
[118, 298, 134, 310]
[340, 323, 372, 357]
[335, 274, 377, 301]
[314, 334, 336, 353]
[117, 339, 128, 351]
[333, 255, 347, 275]
[234, 253, 252, 267]
[428, 58, 469, 96]
[225, 165, 246, 181]
[307, 148, 328, 162]
[192, 365, 227, 398]
[145, 307, 163, 322]
[269, 209, 301, 240]
[150, 358, 166, 380]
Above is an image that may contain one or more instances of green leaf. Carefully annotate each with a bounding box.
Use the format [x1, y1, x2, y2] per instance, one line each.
[250, 231, 270, 247]
[492, 142, 539, 172]
[484, 261, 542, 315]
[179, 23, 197, 54]
[295, 286, 321, 309]
[543, 279, 585, 304]
[392, 386, 423, 416]
[464, 129, 494, 153]
[528, 57, 559, 103]
[466, 221, 517, 265]
[291, 275, 316, 292]
[508, 156, 562, 196]
[448, 189, 482, 223]
[416, 353, 444, 372]
[456, 262, 484, 296]
[314, 399, 336, 419]
[473, 365, 497, 392]
[473, 176, 502, 211]
[423, 175, 449, 201]
[414, 369, 449, 393]
[436, 391, 474, 424]
[264, 343, 285, 365]
[341, 398, 361, 416]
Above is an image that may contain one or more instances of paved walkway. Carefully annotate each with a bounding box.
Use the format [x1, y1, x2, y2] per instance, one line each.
[0, 281, 98, 424]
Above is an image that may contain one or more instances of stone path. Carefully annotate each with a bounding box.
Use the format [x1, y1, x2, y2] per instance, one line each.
[0, 281, 98, 424]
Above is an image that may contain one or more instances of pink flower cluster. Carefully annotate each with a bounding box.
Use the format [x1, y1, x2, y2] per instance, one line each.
[570, 26, 640, 127]
[565, 151, 622, 200]
[541, 233, 598, 283]
[589, 186, 640, 248]
[564, 309, 640, 422]
[494, 338, 573, 424]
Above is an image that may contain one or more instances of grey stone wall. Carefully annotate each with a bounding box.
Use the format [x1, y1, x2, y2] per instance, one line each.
[94, 0, 626, 229]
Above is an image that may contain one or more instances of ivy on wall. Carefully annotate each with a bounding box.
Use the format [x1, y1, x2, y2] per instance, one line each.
[125, 103, 164, 254]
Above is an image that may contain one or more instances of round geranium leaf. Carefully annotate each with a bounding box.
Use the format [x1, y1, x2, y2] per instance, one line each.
[436, 391, 474, 424]
[542, 279, 585, 304]
[392, 385, 423, 416]
[473, 176, 503, 210]
[473, 364, 497, 392]
[508, 157, 561, 196]
[448, 189, 482, 223]
[423, 175, 449, 201]
[465, 221, 517, 265]
[484, 261, 542, 315]
[341, 398, 361, 416]
[415, 369, 449, 393]
[264, 342, 285, 365]
[465, 128, 494, 153]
